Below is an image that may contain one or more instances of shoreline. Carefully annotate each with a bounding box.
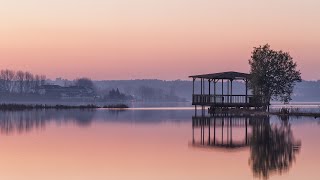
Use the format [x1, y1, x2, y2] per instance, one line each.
[208, 108, 320, 118]
[0, 103, 319, 118]
[0, 103, 129, 111]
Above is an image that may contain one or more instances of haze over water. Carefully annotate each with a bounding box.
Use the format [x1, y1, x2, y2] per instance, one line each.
[0, 108, 319, 180]
[1, 0, 320, 179]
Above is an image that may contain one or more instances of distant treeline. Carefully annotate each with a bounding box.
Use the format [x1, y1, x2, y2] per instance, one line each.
[99, 80, 190, 102]
[3, 68, 320, 103]
[93, 80, 320, 102]
[0, 69, 46, 94]
[103, 88, 133, 101]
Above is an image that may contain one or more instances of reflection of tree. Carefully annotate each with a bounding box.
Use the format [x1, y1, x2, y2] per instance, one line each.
[0, 109, 96, 134]
[0, 110, 47, 134]
[249, 118, 301, 179]
[73, 110, 95, 126]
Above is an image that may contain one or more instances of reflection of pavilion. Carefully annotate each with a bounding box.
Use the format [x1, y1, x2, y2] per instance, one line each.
[191, 114, 302, 179]
[192, 115, 252, 150]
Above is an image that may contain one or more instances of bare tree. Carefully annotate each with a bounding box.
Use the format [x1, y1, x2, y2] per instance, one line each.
[15, 71, 25, 94]
[40, 75, 46, 86]
[0, 69, 15, 93]
[24, 71, 34, 93]
[0, 69, 47, 95]
[34, 75, 41, 89]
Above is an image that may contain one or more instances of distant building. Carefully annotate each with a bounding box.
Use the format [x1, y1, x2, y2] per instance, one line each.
[38, 85, 95, 100]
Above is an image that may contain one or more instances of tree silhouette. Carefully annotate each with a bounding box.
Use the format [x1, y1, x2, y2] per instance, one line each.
[75, 78, 95, 89]
[249, 44, 301, 108]
[249, 118, 301, 179]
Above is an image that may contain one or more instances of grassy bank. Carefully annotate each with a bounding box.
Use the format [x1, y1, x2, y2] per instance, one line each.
[270, 107, 320, 118]
[210, 108, 320, 118]
[0, 103, 129, 111]
[103, 104, 129, 108]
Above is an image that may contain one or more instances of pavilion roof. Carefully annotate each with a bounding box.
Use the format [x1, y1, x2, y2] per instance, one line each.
[189, 71, 250, 80]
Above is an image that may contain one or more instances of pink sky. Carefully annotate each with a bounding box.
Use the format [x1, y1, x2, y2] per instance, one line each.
[0, 0, 319, 80]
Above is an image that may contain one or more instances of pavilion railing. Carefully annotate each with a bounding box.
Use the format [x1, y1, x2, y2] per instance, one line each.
[192, 94, 261, 105]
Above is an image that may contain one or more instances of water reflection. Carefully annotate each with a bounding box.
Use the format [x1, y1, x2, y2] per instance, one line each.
[0, 109, 193, 135]
[0, 109, 304, 179]
[192, 115, 250, 150]
[191, 114, 301, 179]
[250, 117, 301, 179]
[0, 109, 96, 134]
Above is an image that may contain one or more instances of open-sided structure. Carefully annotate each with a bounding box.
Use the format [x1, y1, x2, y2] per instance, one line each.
[189, 71, 263, 109]
[191, 115, 251, 151]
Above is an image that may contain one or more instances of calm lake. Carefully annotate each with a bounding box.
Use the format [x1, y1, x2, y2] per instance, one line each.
[0, 108, 319, 180]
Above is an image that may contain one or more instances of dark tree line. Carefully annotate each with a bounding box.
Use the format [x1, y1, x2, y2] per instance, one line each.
[74, 78, 95, 90]
[0, 69, 46, 94]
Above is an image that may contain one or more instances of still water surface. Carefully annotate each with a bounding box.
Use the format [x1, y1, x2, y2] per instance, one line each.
[0, 108, 319, 180]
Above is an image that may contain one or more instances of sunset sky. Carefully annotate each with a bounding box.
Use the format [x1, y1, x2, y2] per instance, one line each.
[0, 0, 319, 80]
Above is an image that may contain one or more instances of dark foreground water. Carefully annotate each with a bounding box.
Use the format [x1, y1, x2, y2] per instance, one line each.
[0, 108, 319, 180]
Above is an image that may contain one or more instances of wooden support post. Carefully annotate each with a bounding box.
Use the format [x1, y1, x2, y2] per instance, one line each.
[194, 79, 197, 112]
[192, 78, 195, 104]
[222, 117, 224, 144]
[227, 80, 230, 103]
[214, 117, 216, 145]
[200, 123, 203, 144]
[214, 79, 216, 103]
[230, 117, 232, 144]
[246, 118, 248, 143]
[203, 78, 205, 95]
[202, 122, 205, 145]
[200, 78, 203, 95]
[208, 80, 211, 96]
[208, 118, 211, 145]
[214, 79, 216, 95]
[231, 80, 233, 104]
[222, 79, 224, 103]
[200, 78, 203, 105]
[192, 78, 195, 95]
[192, 120, 195, 144]
[245, 79, 248, 104]
[208, 79, 211, 103]
[227, 117, 229, 144]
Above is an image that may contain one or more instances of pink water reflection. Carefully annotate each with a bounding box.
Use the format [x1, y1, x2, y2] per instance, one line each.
[0, 110, 318, 180]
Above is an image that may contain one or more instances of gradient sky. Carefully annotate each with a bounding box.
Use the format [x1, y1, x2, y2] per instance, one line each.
[0, 0, 319, 80]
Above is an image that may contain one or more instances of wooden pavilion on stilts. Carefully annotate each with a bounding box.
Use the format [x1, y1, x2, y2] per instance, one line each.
[189, 71, 264, 113]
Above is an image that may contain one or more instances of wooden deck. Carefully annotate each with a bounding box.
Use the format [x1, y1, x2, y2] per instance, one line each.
[192, 94, 262, 108]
